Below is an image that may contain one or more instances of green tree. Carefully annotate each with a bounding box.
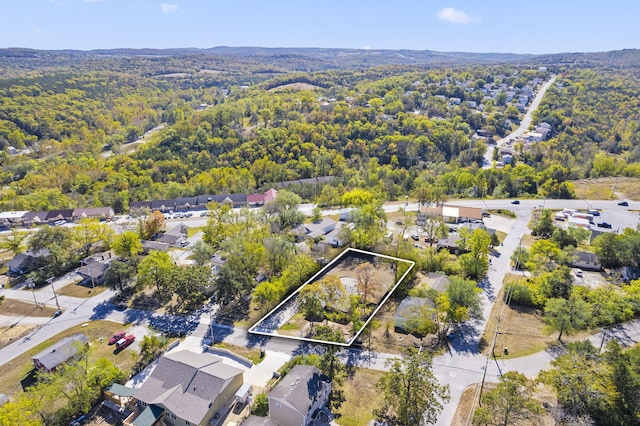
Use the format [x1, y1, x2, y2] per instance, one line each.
[543, 294, 592, 341]
[137, 250, 175, 293]
[299, 282, 325, 321]
[473, 371, 543, 426]
[104, 259, 136, 291]
[0, 228, 28, 256]
[111, 230, 142, 259]
[375, 348, 450, 425]
[202, 202, 232, 248]
[445, 276, 482, 324]
[531, 209, 555, 238]
[265, 190, 304, 229]
[73, 218, 113, 257]
[189, 240, 215, 266]
[459, 228, 491, 279]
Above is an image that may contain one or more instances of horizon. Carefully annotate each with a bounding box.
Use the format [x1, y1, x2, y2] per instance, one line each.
[2, 1, 638, 54]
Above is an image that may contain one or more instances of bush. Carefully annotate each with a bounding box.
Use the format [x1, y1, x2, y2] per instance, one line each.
[505, 283, 533, 307]
[251, 393, 269, 417]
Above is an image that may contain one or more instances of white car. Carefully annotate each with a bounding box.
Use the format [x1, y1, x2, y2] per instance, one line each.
[573, 268, 583, 278]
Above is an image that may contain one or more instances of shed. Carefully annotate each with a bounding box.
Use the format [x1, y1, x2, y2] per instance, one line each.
[32, 334, 88, 372]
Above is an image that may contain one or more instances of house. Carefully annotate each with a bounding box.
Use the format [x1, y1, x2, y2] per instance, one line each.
[394, 297, 431, 332]
[323, 222, 352, 248]
[247, 189, 278, 207]
[0, 211, 28, 227]
[292, 217, 337, 240]
[141, 240, 171, 253]
[157, 223, 188, 246]
[32, 334, 88, 372]
[175, 197, 198, 212]
[7, 249, 49, 276]
[126, 350, 244, 426]
[268, 365, 331, 426]
[72, 207, 114, 221]
[150, 199, 176, 213]
[210, 254, 227, 275]
[437, 235, 468, 255]
[129, 201, 152, 212]
[46, 209, 74, 224]
[423, 272, 450, 293]
[77, 253, 115, 285]
[22, 211, 48, 226]
[571, 251, 602, 271]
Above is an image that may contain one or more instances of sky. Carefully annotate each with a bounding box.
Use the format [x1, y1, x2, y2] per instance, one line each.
[1, 0, 638, 54]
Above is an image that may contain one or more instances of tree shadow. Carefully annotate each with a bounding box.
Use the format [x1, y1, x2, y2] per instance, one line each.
[477, 276, 496, 302]
[90, 300, 115, 320]
[447, 321, 483, 355]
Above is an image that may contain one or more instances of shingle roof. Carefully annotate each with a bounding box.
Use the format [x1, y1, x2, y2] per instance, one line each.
[72, 207, 114, 218]
[269, 365, 330, 417]
[133, 350, 243, 425]
[32, 334, 88, 371]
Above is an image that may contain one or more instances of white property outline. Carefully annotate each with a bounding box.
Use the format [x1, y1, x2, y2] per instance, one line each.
[248, 247, 415, 346]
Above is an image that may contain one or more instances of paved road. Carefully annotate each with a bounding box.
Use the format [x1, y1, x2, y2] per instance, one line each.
[482, 76, 557, 168]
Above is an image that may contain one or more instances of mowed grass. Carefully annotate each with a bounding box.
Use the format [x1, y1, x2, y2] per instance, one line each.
[213, 342, 264, 364]
[336, 368, 386, 426]
[0, 320, 137, 397]
[571, 177, 640, 200]
[0, 298, 58, 317]
[57, 282, 108, 298]
[187, 226, 205, 238]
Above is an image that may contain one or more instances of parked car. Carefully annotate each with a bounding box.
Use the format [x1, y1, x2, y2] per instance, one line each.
[618, 201, 629, 206]
[411, 233, 419, 241]
[597, 222, 613, 229]
[587, 209, 600, 216]
[511, 200, 520, 205]
[108, 331, 126, 345]
[573, 268, 583, 278]
[481, 211, 491, 218]
[53, 309, 62, 317]
[115, 335, 135, 350]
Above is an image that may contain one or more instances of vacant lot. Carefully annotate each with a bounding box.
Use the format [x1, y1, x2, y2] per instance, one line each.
[336, 368, 386, 426]
[572, 177, 640, 200]
[0, 324, 38, 350]
[57, 282, 108, 298]
[0, 320, 138, 397]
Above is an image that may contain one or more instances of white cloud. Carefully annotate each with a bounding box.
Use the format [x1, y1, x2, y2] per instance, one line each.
[160, 3, 179, 14]
[437, 7, 475, 24]
[362, 45, 372, 50]
[84, 0, 106, 3]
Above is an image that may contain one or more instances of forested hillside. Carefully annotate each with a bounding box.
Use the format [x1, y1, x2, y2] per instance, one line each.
[0, 49, 639, 213]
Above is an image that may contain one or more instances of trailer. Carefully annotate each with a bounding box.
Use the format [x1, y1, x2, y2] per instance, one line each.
[568, 217, 591, 228]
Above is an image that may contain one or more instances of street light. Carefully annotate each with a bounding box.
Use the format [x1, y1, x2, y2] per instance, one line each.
[47, 277, 60, 310]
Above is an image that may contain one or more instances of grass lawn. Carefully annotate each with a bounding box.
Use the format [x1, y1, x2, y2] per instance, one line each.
[0, 320, 138, 397]
[336, 368, 386, 426]
[57, 282, 108, 298]
[213, 342, 264, 364]
[0, 298, 58, 317]
[187, 226, 205, 238]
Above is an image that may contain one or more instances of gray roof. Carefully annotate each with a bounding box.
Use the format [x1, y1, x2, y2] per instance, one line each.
[78, 258, 109, 279]
[133, 350, 243, 425]
[150, 199, 176, 210]
[32, 334, 88, 371]
[395, 297, 431, 329]
[269, 365, 330, 417]
[72, 207, 114, 218]
[141, 240, 171, 252]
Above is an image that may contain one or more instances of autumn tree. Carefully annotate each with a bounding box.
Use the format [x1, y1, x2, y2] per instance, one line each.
[139, 210, 166, 240]
[137, 250, 175, 294]
[375, 348, 450, 425]
[355, 261, 382, 304]
[73, 218, 113, 257]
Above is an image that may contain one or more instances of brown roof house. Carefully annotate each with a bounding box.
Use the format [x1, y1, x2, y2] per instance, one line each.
[267, 365, 332, 426]
[127, 349, 244, 426]
[32, 334, 88, 372]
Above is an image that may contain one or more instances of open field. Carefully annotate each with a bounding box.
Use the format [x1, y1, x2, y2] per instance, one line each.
[0, 320, 138, 397]
[0, 298, 58, 317]
[572, 177, 640, 201]
[336, 368, 386, 426]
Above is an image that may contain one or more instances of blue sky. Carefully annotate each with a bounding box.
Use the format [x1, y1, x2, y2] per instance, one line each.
[1, 0, 637, 54]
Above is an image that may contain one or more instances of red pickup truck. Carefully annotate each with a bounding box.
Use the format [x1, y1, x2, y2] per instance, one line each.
[115, 335, 135, 350]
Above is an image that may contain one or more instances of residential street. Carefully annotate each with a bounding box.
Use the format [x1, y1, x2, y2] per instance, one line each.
[482, 76, 558, 168]
[0, 198, 639, 425]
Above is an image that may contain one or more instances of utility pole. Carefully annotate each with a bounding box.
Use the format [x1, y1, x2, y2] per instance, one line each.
[26, 278, 38, 307]
[47, 277, 60, 310]
[209, 312, 214, 346]
[479, 316, 502, 405]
